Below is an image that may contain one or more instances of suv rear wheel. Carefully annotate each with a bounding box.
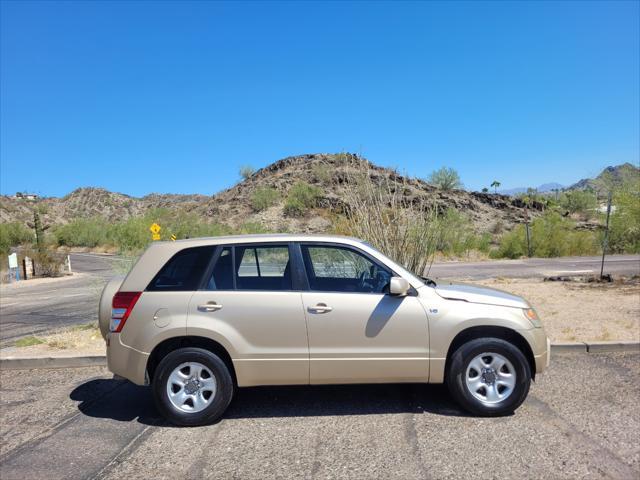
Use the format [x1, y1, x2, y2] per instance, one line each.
[446, 338, 531, 416]
[152, 347, 234, 426]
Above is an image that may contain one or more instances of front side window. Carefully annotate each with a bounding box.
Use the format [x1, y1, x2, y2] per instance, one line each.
[147, 246, 215, 291]
[301, 245, 392, 293]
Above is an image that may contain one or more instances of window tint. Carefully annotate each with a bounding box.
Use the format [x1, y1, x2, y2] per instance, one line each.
[235, 246, 291, 290]
[302, 245, 391, 293]
[147, 246, 214, 291]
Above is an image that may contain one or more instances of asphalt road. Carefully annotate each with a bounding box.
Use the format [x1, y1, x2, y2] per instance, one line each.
[1, 352, 638, 480]
[0, 254, 122, 345]
[428, 254, 640, 280]
[0, 253, 638, 344]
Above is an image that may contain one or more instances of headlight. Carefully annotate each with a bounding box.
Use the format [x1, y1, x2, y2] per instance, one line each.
[523, 308, 542, 328]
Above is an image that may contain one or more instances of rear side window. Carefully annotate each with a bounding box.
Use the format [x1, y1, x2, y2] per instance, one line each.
[235, 246, 291, 290]
[147, 246, 215, 291]
[204, 244, 292, 291]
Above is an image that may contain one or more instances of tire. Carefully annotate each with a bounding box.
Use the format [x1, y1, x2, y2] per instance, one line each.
[152, 347, 234, 426]
[446, 337, 531, 416]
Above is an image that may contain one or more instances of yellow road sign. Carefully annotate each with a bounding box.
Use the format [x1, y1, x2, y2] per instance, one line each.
[170, 234, 177, 241]
[152, 233, 161, 241]
[149, 223, 161, 235]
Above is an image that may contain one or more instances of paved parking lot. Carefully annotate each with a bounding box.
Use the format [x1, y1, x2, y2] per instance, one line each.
[1, 351, 639, 480]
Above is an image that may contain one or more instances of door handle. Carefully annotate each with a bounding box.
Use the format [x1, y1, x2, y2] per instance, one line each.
[308, 303, 333, 314]
[198, 302, 223, 312]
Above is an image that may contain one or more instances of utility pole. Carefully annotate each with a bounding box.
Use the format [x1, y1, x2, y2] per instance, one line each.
[524, 203, 532, 258]
[600, 191, 613, 280]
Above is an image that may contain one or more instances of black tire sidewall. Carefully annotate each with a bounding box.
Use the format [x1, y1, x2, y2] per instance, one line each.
[447, 338, 531, 416]
[153, 347, 234, 426]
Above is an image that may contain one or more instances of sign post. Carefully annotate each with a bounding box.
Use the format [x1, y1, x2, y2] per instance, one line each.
[600, 191, 613, 280]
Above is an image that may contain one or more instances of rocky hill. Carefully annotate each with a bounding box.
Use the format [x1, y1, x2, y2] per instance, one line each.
[568, 162, 639, 194]
[1, 153, 555, 233]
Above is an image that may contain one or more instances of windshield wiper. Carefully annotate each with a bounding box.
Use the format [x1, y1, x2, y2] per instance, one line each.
[420, 276, 437, 287]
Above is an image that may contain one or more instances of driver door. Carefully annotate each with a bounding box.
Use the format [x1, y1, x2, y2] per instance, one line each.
[299, 243, 430, 384]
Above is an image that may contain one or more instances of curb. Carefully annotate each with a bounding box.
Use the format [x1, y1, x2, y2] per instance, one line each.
[1, 342, 639, 370]
[585, 341, 640, 353]
[550, 342, 587, 353]
[0, 355, 106, 370]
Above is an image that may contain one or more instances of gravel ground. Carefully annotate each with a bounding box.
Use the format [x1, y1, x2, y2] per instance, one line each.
[1, 352, 638, 480]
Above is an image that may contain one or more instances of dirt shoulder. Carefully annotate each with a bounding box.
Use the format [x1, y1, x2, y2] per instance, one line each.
[0, 324, 105, 358]
[471, 277, 640, 342]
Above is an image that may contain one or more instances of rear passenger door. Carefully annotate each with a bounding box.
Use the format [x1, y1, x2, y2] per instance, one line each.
[187, 244, 309, 387]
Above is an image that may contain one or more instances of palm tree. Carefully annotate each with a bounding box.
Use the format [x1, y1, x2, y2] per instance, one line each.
[491, 180, 501, 194]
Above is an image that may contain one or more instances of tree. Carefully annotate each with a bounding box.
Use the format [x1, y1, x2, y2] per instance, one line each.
[491, 180, 501, 194]
[428, 167, 462, 191]
[239, 165, 256, 180]
[481, 187, 489, 193]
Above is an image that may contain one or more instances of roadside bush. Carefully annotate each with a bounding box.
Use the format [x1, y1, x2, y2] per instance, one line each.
[0, 222, 33, 255]
[54, 218, 109, 248]
[251, 187, 280, 211]
[559, 190, 597, 216]
[284, 182, 322, 217]
[435, 209, 490, 257]
[337, 163, 441, 276]
[607, 184, 640, 253]
[494, 211, 599, 258]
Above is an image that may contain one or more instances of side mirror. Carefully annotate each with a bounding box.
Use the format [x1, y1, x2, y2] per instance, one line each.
[389, 277, 410, 296]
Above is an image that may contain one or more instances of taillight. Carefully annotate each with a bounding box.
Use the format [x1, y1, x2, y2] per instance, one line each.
[110, 291, 142, 333]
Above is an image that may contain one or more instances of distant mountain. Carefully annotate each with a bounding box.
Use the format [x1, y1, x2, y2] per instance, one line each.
[567, 163, 639, 194]
[499, 182, 564, 196]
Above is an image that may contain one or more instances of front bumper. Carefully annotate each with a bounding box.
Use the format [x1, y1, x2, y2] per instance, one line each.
[106, 333, 149, 385]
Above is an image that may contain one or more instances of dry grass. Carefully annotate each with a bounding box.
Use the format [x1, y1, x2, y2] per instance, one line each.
[5, 323, 105, 357]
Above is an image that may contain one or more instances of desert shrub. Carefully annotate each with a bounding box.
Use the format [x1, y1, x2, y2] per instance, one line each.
[435, 209, 481, 256]
[239, 165, 256, 180]
[560, 190, 597, 216]
[494, 211, 599, 258]
[251, 187, 280, 211]
[607, 183, 640, 253]
[284, 182, 322, 217]
[237, 222, 270, 234]
[428, 167, 462, 191]
[54, 218, 109, 248]
[311, 163, 331, 183]
[30, 248, 65, 277]
[0, 222, 33, 254]
[337, 161, 441, 276]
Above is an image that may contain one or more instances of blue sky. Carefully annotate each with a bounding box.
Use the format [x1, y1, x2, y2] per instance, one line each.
[1, 0, 638, 197]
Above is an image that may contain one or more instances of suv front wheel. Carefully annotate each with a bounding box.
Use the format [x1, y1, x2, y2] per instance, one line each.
[152, 347, 234, 426]
[446, 338, 531, 416]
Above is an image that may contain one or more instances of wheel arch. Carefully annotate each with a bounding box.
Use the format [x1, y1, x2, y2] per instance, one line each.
[146, 336, 237, 386]
[444, 326, 536, 380]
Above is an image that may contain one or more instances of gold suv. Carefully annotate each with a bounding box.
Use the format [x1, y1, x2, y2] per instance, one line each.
[100, 234, 550, 426]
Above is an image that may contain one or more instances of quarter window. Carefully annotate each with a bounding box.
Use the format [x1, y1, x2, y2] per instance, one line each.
[301, 245, 392, 293]
[147, 246, 215, 291]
